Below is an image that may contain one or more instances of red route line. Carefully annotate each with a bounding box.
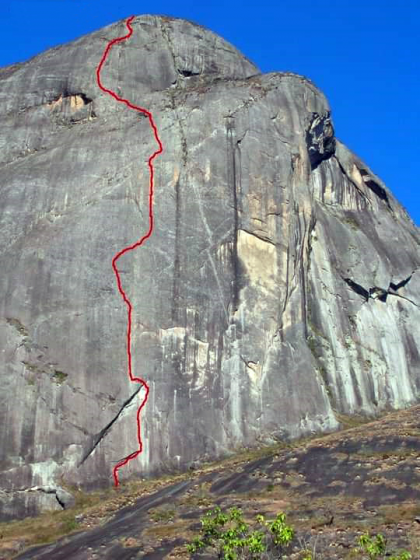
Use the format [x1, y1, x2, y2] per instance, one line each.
[96, 15, 163, 487]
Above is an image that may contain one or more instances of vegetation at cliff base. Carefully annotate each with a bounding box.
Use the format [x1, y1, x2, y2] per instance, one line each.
[186, 506, 412, 560]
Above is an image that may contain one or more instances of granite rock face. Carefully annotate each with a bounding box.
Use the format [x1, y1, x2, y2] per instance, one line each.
[1, 15, 419, 521]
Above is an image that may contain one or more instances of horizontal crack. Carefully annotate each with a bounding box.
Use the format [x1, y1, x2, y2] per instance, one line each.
[240, 228, 276, 246]
[2, 486, 66, 510]
[342, 272, 419, 307]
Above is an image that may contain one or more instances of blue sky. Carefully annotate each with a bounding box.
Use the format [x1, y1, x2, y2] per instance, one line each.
[1, 0, 419, 225]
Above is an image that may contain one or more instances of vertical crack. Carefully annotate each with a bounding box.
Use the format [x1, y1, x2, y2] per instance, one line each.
[55, 492, 65, 509]
[159, 18, 181, 88]
[160, 19, 190, 325]
[226, 115, 240, 313]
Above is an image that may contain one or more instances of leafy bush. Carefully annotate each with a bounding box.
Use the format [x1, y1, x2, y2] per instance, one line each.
[186, 506, 294, 559]
[186, 507, 412, 560]
[356, 532, 411, 560]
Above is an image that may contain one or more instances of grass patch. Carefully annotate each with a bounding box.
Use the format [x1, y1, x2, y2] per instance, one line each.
[0, 510, 81, 548]
[307, 335, 319, 358]
[180, 483, 213, 507]
[143, 521, 192, 540]
[343, 216, 360, 231]
[333, 411, 376, 429]
[119, 536, 142, 548]
[406, 536, 420, 559]
[307, 319, 329, 342]
[52, 370, 68, 384]
[355, 448, 418, 460]
[377, 502, 420, 525]
[0, 484, 125, 554]
[6, 317, 29, 337]
[21, 361, 40, 373]
[149, 505, 176, 522]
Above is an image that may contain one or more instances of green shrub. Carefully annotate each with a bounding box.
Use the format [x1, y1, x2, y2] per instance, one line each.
[52, 370, 68, 384]
[186, 506, 294, 559]
[186, 510, 412, 560]
[355, 532, 411, 560]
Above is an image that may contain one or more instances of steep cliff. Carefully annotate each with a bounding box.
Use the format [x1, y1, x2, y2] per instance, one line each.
[1, 15, 419, 521]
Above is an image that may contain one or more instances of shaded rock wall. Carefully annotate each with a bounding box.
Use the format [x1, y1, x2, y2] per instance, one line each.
[1, 15, 419, 520]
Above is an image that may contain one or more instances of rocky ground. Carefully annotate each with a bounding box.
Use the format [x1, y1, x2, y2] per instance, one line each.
[1, 404, 419, 559]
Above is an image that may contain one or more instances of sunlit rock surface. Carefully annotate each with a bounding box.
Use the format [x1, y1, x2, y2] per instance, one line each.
[1, 15, 419, 520]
